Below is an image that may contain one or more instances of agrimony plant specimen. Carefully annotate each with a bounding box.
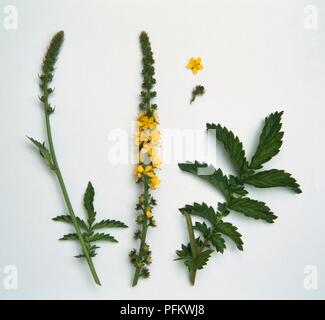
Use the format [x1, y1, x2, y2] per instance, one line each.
[130, 32, 161, 287]
[176, 111, 301, 285]
[28, 31, 127, 285]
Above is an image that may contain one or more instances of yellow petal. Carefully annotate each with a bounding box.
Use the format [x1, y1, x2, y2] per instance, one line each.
[186, 58, 195, 68]
[145, 165, 153, 171]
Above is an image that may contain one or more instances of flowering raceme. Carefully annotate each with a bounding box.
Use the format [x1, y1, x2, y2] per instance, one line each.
[130, 31, 161, 286]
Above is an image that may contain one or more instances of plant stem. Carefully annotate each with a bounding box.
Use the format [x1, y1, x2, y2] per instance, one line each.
[185, 213, 198, 285]
[44, 111, 101, 286]
[132, 178, 150, 287]
[132, 220, 148, 287]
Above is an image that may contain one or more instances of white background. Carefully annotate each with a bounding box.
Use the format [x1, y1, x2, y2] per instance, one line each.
[0, 0, 324, 299]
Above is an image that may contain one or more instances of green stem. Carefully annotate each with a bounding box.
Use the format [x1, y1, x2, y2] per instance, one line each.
[132, 178, 150, 287]
[185, 213, 198, 286]
[45, 110, 101, 286]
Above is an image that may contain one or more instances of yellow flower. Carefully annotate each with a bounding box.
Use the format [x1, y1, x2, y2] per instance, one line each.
[138, 114, 156, 130]
[149, 148, 162, 168]
[139, 143, 156, 163]
[148, 130, 160, 145]
[146, 208, 152, 218]
[135, 129, 150, 145]
[186, 57, 203, 74]
[151, 156, 161, 168]
[149, 175, 160, 189]
[144, 165, 155, 178]
[153, 113, 159, 124]
[134, 165, 144, 178]
[134, 165, 154, 180]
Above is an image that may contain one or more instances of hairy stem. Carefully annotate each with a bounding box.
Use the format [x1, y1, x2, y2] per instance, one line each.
[185, 213, 198, 285]
[132, 179, 149, 286]
[44, 103, 101, 286]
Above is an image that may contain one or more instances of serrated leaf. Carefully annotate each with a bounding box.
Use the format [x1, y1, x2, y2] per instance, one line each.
[93, 219, 128, 230]
[175, 243, 192, 261]
[184, 249, 214, 272]
[59, 233, 79, 241]
[244, 169, 302, 194]
[88, 244, 99, 257]
[207, 123, 248, 174]
[84, 181, 96, 227]
[178, 161, 230, 200]
[193, 222, 211, 238]
[228, 197, 277, 223]
[28, 137, 54, 169]
[250, 111, 284, 169]
[215, 222, 243, 250]
[217, 202, 230, 216]
[210, 233, 226, 253]
[52, 214, 88, 230]
[228, 175, 248, 196]
[89, 233, 118, 243]
[75, 244, 99, 259]
[179, 202, 218, 226]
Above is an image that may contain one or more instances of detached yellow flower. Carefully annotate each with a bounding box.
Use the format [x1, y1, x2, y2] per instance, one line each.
[186, 57, 203, 74]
